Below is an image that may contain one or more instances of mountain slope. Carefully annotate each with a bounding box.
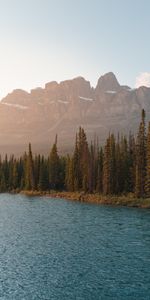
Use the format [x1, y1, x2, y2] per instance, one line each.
[0, 72, 150, 155]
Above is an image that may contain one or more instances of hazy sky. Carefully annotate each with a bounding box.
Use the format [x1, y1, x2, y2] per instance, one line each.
[0, 0, 150, 98]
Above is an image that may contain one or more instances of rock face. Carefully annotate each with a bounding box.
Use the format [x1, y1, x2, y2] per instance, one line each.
[95, 72, 120, 93]
[0, 72, 150, 155]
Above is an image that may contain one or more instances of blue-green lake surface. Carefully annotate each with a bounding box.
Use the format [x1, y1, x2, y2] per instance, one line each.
[0, 194, 150, 299]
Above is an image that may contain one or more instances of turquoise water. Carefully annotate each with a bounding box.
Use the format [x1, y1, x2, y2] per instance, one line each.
[0, 194, 150, 300]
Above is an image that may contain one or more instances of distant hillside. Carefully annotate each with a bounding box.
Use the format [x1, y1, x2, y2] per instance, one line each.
[0, 72, 150, 155]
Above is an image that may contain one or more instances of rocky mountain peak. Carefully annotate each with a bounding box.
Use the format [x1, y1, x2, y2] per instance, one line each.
[1, 89, 30, 105]
[0, 72, 149, 156]
[96, 72, 120, 93]
[45, 81, 58, 90]
[60, 76, 90, 88]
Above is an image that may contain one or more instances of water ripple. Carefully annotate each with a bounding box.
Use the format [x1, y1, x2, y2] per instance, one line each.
[0, 194, 150, 299]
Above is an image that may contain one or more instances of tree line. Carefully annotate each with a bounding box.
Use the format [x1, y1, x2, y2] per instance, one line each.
[0, 109, 149, 198]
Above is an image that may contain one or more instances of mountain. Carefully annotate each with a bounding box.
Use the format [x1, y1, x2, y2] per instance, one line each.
[0, 72, 150, 155]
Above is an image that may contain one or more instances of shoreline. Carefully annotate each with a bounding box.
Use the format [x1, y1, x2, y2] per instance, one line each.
[19, 190, 150, 209]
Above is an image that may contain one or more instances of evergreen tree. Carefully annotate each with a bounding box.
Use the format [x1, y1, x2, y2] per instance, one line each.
[59, 157, 66, 190]
[65, 155, 74, 191]
[109, 134, 116, 194]
[12, 160, 19, 189]
[34, 154, 41, 190]
[49, 138, 60, 190]
[145, 122, 150, 197]
[115, 134, 122, 194]
[20, 153, 27, 189]
[0, 110, 148, 198]
[89, 139, 99, 193]
[120, 135, 130, 193]
[38, 156, 49, 191]
[96, 147, 103, 193]
[103, 136, 111, 195]
[25, 144, 35, 190]
[72, 134, 80, 190]
[3, 154, 9, 190]
[128, 133, 136, 193]
[78, 127, 90, 191]
[135, 109, 146, 197]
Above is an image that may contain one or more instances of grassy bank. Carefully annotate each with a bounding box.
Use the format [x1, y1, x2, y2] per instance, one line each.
[19, 190, 150, 208]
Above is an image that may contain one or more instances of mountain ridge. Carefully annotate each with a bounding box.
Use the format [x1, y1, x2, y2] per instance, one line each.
[0, 72, 149, 155]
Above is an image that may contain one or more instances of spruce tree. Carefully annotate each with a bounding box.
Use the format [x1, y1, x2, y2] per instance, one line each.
[135, 109, 146, 197]
[145, 122, 150, 197]
[12, 160, 19, 189]
[96, 147, 103, 193]
[25, 144, 35, 190]
[72, 134, 80, 190]
[128, 133, 136, 193]
[65, 155, 74, 191]
[49, 138, 60, 190]
[38, 156, 49, 191]
[109, 134, 116, 194]
[78, 127, 90, 191]
[103, 136, 111, 195]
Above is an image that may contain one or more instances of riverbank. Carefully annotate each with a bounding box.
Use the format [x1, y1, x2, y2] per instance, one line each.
[19, 190, 150, 208]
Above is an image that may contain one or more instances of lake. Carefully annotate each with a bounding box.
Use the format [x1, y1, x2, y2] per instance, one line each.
[0, 194, 150, 299]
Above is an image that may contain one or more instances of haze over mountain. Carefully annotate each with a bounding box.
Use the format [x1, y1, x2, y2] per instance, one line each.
[0, 72, 149, 155]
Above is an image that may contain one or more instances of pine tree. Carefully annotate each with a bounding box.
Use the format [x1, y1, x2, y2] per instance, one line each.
[115, 134, 122, 194]
[109, 134, 116, 194]
[120, 135, 130, 193]
[25, 144, 35, 190]
[38, 156, 49, 191]
[72, 134, 80, 191]
[145, 122, 150, 197]
[89, 139, 99, 193]
[49, 137, 60, 190]
[20, 153, 27, 189]
[34, 154, 41, 190]
[78, 127, 90, 191]
[0, 110, 148, 198]
[58, 156, 66, 190]
[103, 136, 111, 195]
[89, 143, 95, 193]
[96, 147, 103, 193]
[65, 155, 74, 191]
[3, 154, 9, 190]
[103, 134, 118, 195]
[128, 132, 136, 193]
[135, 109, 146, 197]
[12, 160, 19, 189]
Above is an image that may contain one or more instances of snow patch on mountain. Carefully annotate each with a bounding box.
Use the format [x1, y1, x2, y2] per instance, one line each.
[1, 102, 28, 110]
[79, 96, 94, 101]
[105, 90, 117, 94]
[58, 100, 69, 104]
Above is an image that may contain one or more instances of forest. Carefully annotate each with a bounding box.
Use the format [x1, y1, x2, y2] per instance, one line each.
[0, 109, 149, 198]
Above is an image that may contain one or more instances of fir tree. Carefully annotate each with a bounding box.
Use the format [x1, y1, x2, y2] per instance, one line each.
[72, 134, 80, 191]
[38, 156, 49, 191]
[25, 144, 35, 190]
[65, 155, 74, 191]
[12, 160, 19, 189]
[145, 122, 150, 197]
[135, 109, 146, 197]
[96, 147, 103, 193]
[0, 110, 148, 198]
[49, 137, 60, 190]
[103, 136, 111, 195]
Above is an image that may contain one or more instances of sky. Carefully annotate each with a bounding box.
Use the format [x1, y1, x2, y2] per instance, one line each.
[0, 0, 150, 98]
